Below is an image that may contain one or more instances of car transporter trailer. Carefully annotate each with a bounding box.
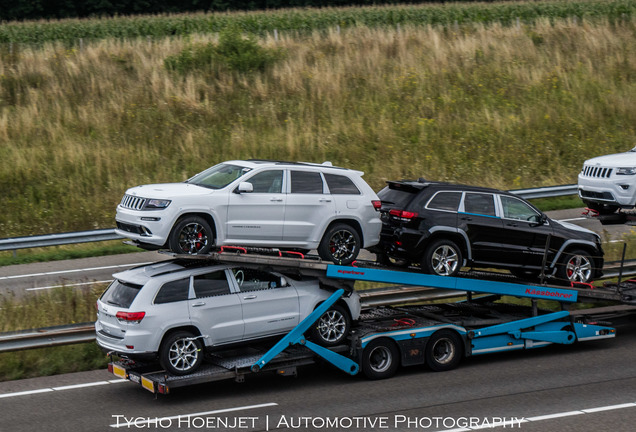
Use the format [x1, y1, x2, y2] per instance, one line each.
[107, 251, 629, 395]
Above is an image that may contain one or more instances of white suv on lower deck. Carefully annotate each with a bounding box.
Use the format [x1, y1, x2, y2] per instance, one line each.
[115, 160, 382, 265]
[578, 147, 636, 214]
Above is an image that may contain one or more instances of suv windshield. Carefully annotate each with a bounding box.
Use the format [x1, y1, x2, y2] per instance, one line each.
[186, 164, 251, 189]
[101, 280, 142, 308]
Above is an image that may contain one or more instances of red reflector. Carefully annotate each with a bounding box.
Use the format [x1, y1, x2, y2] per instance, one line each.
[116, 311, 146, 322]
[107, 364, 113, 373]
[371, 200, 382, 210]
[389, 209, 418, 219]
[126, 345, 134, 349]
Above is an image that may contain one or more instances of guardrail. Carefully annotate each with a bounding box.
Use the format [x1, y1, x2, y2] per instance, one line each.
[0, 323, 96, 353]
[0, 229, 123, 252]
[0, 184, 579, 253]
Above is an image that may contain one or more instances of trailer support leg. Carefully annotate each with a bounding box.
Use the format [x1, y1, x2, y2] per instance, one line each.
[251, 289, 360, 376]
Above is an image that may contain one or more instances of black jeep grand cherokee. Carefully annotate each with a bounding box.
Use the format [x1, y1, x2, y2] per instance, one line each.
[375, 180, 603, 284]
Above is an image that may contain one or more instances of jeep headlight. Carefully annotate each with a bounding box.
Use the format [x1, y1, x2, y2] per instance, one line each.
[144, 199, 171, 209]
[616, 167, 636, 175]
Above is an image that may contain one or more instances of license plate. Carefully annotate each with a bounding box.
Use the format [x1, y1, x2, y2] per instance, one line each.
[141, 376, 155, 393]
[112, 364, 126, 379]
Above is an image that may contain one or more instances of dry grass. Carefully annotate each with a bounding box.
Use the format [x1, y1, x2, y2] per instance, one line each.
[1, 18, 636, 236]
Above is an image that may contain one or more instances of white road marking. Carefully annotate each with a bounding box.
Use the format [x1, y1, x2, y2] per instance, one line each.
[0, 379, 126, 399]
[558, 217, 587, 222]
[25, 280, 113, 291]
[109, 403, 279, 428]
[0, 262, 153, 281]
[436, 402, 636, 431]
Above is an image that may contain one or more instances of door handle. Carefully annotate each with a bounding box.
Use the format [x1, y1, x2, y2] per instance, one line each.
[507, 222, 518, 227]
[192, 302, 206, 307]
[243, 295, 257, 300]
[461, 217, 472, 221]
[270, 198, 283, 202]
[319, 198, 332, 203]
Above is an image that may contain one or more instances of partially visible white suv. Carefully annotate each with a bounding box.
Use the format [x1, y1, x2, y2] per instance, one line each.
[578, 147, 636, 214]
[115, 160, 382, 264]
[96, 260, 361, 375]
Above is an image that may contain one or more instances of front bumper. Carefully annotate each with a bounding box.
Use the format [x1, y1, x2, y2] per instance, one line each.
[115, 205, 173, 247]
[578, 174, 636, 207]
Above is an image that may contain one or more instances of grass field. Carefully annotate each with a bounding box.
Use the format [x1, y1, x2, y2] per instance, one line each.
[2, 11, 635, 238]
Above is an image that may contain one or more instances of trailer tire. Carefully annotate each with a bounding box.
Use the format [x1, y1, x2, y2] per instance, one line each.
[159, 331, 204, 376]
[426, 330, 462, 372]
[309, 304, 350, 347]
[361, 339, 400, 380]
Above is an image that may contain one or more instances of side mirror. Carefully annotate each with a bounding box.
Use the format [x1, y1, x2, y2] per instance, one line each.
[235, 182, 253, 194]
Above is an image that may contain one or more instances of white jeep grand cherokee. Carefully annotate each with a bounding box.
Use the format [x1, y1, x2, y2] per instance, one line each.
[578, 147, 636, 214]
[115, 160, 382, 264]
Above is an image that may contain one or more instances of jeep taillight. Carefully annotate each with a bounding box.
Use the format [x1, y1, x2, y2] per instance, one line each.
[116, 311, 146, 323]
[389, 209, 418, 219]
[372, 200, 382, 211]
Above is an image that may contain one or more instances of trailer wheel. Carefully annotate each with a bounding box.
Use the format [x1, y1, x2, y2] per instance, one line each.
[309, 304, 350, 347]
[426, 330, 462, 372]
[159, 331, 204, 376]
[361, 339, 400, 380]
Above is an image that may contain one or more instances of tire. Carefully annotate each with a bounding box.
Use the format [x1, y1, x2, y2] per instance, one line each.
[309, 304, 351, 346]
[426, 330, 463, 372]
[317, 223, 361, 265]
[159, 331, 204, 376]
[168, 216, 213, 255]
[361, 339, 400, 380]
[422, 239, 463, 277]
[556, 249, 595, 284]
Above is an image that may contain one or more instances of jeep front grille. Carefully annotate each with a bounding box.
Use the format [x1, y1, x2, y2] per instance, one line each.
[581, 165, 613, 178]
[120, 194, 147, 210]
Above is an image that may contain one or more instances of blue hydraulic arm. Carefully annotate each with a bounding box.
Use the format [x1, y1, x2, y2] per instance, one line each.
[251, 289, 360, 376]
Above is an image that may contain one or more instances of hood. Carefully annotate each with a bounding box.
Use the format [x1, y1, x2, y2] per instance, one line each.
[125, 183, 212, 199]
[584, 150, 636, 167]
[553, 219, 597, 237]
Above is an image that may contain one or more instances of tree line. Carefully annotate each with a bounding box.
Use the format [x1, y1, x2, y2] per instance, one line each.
[0, 0, 432, 21]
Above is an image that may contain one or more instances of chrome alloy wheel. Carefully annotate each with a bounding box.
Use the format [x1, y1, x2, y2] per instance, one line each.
[565, 254, 593, 282]
[167, 338, 200, 373]
[316, 309, 347, 343]
[431, 245, 460, 276]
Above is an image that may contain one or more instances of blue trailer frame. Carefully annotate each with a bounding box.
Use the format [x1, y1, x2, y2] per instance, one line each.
[107, 260, 616, 394]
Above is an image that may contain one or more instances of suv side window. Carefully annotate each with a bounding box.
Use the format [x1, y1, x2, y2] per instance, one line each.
[246, 170, 284, 193]
[324, 174, 361, 195]
[291, 171, 324, 194]
[500, 195, 540, 221]
[193, 271, 231, 298]
[155, 278, 190, 304]
[232, 268, 287, 292]
[463, 193, 496, 217]
[426, 191, 462, 212]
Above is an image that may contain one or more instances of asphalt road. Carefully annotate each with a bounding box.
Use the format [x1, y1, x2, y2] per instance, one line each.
[0, 208, 630, 295]
[1, 317, 635, 432]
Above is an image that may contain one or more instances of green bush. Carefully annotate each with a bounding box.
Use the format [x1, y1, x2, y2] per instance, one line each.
[165, 27, 283, 74]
